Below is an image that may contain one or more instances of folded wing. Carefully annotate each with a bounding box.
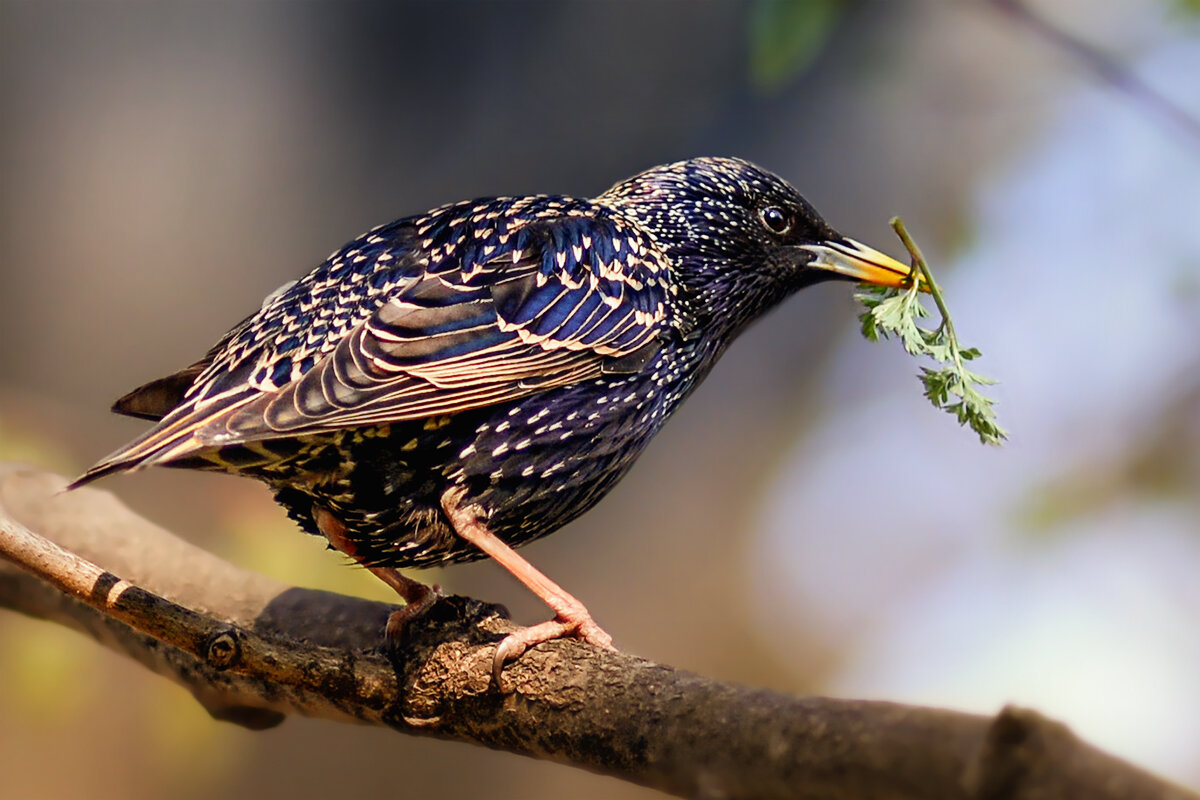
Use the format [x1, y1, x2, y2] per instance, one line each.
[73, 205, 673, 484]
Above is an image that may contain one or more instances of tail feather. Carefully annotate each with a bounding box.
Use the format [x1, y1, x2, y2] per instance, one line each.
[110, 355, 217, 422]
[67, 454, 152, 490]
[68, 391, 258, 490]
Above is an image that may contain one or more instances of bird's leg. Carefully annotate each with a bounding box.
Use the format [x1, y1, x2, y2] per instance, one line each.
[313, 506, 440, 639]
[441, 487, 616, 681]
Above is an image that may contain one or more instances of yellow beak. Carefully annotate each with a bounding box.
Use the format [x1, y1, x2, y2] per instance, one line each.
[801, 238, 925, 290]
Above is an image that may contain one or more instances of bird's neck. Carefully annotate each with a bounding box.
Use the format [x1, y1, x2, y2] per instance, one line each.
[674, 261, 792, 346]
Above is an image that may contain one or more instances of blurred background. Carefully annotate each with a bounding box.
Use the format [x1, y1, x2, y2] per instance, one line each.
[2, 0, 1199, 797]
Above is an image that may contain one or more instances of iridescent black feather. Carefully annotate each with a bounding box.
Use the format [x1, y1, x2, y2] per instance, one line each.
[76, 157, 873, 567]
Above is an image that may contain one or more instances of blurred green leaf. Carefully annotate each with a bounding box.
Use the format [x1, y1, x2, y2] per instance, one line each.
[1174, 0, 1200, 19]
[749, 0, 848, 89]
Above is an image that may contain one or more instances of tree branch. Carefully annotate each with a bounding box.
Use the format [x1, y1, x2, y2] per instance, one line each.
[987, 0, 1200, 149]
[0, 463, 1192, 799]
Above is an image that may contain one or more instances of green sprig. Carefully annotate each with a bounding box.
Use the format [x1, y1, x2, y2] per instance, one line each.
[854, 218, 1007, 446]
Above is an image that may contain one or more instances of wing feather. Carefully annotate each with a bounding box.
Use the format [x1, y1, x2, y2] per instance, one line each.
[76, 199, 674, 481]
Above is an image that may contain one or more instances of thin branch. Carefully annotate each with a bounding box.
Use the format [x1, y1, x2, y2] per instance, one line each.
[988, 0, 1200, 149]
[0, 463, 1193, 800]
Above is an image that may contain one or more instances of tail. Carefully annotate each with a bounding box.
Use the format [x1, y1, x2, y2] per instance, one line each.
[109, 361, 210, 422]
[68, 390, 257, 490]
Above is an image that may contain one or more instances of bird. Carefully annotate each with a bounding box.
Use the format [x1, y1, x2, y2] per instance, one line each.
[73, 157, 915, 676]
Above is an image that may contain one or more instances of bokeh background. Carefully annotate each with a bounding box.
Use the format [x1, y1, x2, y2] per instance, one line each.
[2, 1, 1199, 797]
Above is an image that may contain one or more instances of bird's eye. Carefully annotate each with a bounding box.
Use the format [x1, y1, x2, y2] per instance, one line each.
[759, 206, 791, 235]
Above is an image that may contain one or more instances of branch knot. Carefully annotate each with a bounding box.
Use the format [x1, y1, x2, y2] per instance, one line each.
[205, 629, 242, 670]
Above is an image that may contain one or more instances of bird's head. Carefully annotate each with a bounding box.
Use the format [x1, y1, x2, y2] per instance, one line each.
[599, 157, 917, 334]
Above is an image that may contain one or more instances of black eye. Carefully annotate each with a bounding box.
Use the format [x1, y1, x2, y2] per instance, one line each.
[759, 206, 791, 235]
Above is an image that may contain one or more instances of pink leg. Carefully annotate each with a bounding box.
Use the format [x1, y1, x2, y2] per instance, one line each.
[441, 487, 616, 681]
[314, 507, 440, 638]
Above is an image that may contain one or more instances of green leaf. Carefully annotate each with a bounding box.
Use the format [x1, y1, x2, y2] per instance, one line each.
[855, 218, 1008, 446]
[1175, 0, 1200, 19]
[919, 367, 953, 405]
[749, 0, 848, 89]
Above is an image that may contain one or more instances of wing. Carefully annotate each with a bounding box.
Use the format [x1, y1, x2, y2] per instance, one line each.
[74, 198, 675, 483]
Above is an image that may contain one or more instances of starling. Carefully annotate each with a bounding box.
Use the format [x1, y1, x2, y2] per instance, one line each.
[73, 157, 914, 673]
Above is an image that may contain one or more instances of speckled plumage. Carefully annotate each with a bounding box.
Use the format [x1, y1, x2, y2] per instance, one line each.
[76, 157, 911, 573]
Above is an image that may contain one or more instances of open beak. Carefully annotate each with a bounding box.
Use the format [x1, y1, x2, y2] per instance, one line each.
[801, 238, 926, 291]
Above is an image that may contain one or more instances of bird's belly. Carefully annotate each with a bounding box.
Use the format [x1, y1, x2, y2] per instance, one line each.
[453, 378, 666, 540]
[217, 376, 671, 569]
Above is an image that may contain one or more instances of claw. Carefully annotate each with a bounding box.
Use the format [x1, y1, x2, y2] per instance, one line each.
[383, 584, 443, 640]
[491, 611, 616, 685]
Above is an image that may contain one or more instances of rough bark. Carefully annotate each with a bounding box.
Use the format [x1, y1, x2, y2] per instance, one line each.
[0, 463, 1192, 800]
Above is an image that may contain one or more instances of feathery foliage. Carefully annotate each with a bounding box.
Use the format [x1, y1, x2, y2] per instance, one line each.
[855, 219, 1007, 446]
